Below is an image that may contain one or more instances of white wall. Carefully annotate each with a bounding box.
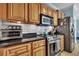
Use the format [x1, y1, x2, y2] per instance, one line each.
[73, 4, 79, 44]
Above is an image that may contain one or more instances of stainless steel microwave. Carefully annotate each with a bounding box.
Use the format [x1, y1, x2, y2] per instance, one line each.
[40, 14, 53, 26]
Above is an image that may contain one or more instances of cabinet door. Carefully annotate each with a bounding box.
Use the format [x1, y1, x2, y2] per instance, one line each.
[58, 12, 62, 19]
[61, 12, 64, 19]
[33, 46, 46, 56]
[40, 4, 48, 15]
[24, 3, 28, 23]
[8, 3, 24, 23]
[29, 3, 40, 24]
[47, 8, 52, 17]
[33, 39, 45, 49]
[52, 10, 58, 26]
[6, 43, 31, 56]
[0, 4, 7, 20]
[60, 35, 64, 51]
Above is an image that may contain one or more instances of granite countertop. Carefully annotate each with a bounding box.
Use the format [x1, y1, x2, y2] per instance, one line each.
[22, 36, 44, 42]
[0, 36, 45, 48]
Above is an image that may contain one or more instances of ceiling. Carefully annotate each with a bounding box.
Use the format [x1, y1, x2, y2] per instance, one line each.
[51, 3, 73, 10]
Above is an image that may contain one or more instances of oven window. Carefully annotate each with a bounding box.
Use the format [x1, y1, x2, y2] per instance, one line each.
[49, 43, 56, 56]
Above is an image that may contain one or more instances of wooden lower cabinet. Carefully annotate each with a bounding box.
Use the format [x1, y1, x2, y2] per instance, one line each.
[32, 39, 46, 56]
[33, 46, 46, 56]
[60, 35, 64, 51]
[0, 43, 31, 56]
[0, 39, 46, 56]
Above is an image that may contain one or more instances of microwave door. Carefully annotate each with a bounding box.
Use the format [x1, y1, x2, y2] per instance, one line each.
[42, 16, 50, 25]
[41, 14, 53, 25]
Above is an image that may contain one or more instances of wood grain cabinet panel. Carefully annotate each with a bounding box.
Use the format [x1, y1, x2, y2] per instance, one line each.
[58, 12, 62, 19]
[60, 35, 64, 51]
[38, 40, 45, 47]
[40, 4, 48, 15]
[29, 3, 40, 24]
[47, 8, 53, 17]
[8, 3, 25, 23]
[0, 39, 46, 56]
[0, 43, 32, 56]
[52, 10, 58, 26]
[61, 12, 64, 19]
[33, 46, 46, 56]
[32, 39, 45, 49]
[32, 39, 46, 56]
[0, 4, 7, 20]
[17, 52, 31, 56]
[24, 3, 29, 23]
[57, 11, 64, 19]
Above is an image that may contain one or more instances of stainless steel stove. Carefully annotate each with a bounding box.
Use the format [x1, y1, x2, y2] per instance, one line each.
[47, 35, 61, 56]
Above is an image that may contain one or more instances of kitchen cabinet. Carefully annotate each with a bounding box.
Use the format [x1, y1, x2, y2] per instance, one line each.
[61, 12, 64, 19]
[57, 11, 64, 19]
[32, 40, 46, 56]
[0, 43, 32, 56]
[33, 46, 46, 56]
[0, 39, 46, 56]
[0, 4, 7, 20]
[57, 11, 62, 19]
[52, 10, 58, 26]
[40, 4, 48, 15]
[47, 8, 53, 17]
[8, 3, 25, 23]
[24, 3, 29, 23]
[32, 39, 45, 49]
[60, 35, 64, 51]
[29, 3, 40, 24]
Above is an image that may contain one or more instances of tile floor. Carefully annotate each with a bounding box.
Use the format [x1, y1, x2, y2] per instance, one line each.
[61, 43, 79, 56]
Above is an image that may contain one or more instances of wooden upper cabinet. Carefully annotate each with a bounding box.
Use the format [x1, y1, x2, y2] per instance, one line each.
[58, 12, 62, 19]
[24, 3, 28, 23]
[0, 4, 7, 20]
[52, 10, 58, 26]
[47, 8, 53, 17]
[8, 3, 25, 23]
[61, 12, 64, 19]
[57, 11, 62, 19]
[57, 10, 64, 19]
[40, 4, 48, 15]
[29, 3, 40, 24]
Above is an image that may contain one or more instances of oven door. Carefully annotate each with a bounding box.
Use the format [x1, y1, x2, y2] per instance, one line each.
[48, 40, 61, 56]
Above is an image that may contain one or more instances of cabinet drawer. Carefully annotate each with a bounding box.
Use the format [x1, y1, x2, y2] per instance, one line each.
[6, 43, 31, 56]
[32, 39, 45, 49]
[38, 40, 45, 46]
[17, 52, 31, 56]
[32, 41, 39, 49]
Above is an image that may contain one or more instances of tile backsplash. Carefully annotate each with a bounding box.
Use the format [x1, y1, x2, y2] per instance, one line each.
[0, 20, 53, 34]
[22, 24, 53, 34]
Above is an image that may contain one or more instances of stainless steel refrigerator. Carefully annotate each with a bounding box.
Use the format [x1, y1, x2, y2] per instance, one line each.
[63, 17, 75, 52]
[57, 17, 75, 52]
